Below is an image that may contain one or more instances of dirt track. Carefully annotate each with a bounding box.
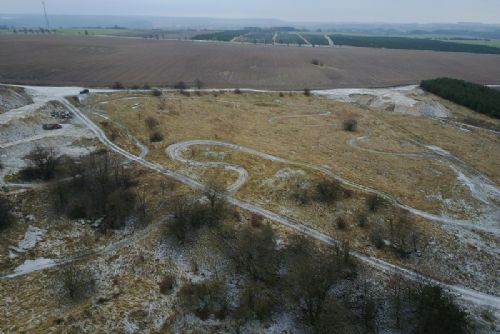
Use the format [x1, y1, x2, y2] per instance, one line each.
[2, 35, 500, 89]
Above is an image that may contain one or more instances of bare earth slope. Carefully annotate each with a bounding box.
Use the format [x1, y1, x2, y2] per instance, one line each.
[1, 35, 500, 89]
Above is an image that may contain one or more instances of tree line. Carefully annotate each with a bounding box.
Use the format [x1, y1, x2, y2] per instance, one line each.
[421, 78, 500, 119]
[330, 35, 500, 55]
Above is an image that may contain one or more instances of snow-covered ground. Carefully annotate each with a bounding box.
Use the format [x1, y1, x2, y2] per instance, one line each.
[315, 85, 451, 118]
[8, 225, 46, 258]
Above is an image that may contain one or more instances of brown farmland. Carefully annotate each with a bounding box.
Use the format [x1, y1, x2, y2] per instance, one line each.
[1, 35, 500, 89]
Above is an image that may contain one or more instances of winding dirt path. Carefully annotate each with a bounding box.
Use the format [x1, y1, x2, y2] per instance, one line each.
[347, 128, 500, 234]
[169, 138, 499, 234]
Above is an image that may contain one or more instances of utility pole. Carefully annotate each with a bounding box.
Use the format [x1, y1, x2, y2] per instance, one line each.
[41, 1, 50, 30]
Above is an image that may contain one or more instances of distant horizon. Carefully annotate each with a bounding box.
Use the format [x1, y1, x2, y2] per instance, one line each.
[1, 14, 500, 27]
[2, 0, 500, 25]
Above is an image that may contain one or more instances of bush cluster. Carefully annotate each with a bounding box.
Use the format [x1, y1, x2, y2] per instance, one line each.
[149, 132, 164, 143]
[51, 150, 137, 230]
[342, 119, 358, 132]
[60, 264, 95, 301]
[168, 184, 228, 243]
[21, 146, 59, 181]
[179, 280, 228, 320]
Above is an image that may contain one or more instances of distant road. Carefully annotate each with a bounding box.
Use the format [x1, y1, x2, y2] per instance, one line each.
[1, 35, 500, 89]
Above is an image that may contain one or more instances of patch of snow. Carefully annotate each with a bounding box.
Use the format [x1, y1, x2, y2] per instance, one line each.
[121, 315, 139, 334]
[202, 150, 226, 161]
[425, 145, 453, 158]
[261, 168, 307, 187]
[315, 87, 418, 112]
[451, 166, 500, 205]
[315, 86, 451, 119]
[416, 101, 450, 118]
[8, 225, 46, 258]
[8, 258, 56, 278]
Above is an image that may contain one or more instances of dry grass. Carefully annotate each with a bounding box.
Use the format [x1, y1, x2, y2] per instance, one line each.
[82, 90, 500, 287]
[1, 88, 499, 332]
[88, 90, 499, 216]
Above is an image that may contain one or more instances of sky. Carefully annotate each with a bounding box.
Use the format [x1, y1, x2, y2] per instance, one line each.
[1, 0, 500, 24]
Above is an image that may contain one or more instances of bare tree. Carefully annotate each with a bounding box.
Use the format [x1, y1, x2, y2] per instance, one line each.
[22, 146, 59, 180]
[203, 178, 227, 211]
[174, 81, 188, 91]
[136, 187, 149, 223]
[0, 195, 15, 230]
[145, 116, 160, 130]
[60, 264, 95, 301]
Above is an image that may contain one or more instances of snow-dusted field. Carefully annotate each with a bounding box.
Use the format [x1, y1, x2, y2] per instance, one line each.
[1, 83, 499, 333]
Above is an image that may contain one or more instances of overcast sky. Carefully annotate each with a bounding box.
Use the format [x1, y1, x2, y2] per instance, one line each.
[2, 0, 500, 23]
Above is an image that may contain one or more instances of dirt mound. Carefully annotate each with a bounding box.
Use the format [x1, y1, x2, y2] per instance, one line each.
[0, 86, 33, 113]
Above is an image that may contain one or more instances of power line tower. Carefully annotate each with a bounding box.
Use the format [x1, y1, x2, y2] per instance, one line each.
[41, 1, 50, 30]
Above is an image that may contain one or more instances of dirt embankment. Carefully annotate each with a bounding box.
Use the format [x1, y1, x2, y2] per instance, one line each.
[1, 35, 500, 89]
[0, 86, 33, 113]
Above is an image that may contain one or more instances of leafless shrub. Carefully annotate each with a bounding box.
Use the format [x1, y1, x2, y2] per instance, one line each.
[0, 195, 15, 230]
[149, 131, 164, 142]
[342, 119, 358, 132]
[291, 183, 311, 205]
[284, 236, 356, 325]
[60, 264, 95, 301]
[109, 130, 118, 141]
[250, 213, 264, 228]
[366, 194, 386, 212]
[152, 89, 162, 97]
[304, 88, 311, 96]
[21, 146, 59, 180]
[370, 229, 386, 249]
[357, 211, 368, 228]
[179, 279, 228, 320]
[159, 274, 176, 295]
[167, 191, 228, 243]
[315, 180, 345, 204]
[112, 82, 124, 89]
[236, 281, 276, 321]
[174, 81, 187, 90]
[336, 217, 348, 230]
[145, 116, 160, 130]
